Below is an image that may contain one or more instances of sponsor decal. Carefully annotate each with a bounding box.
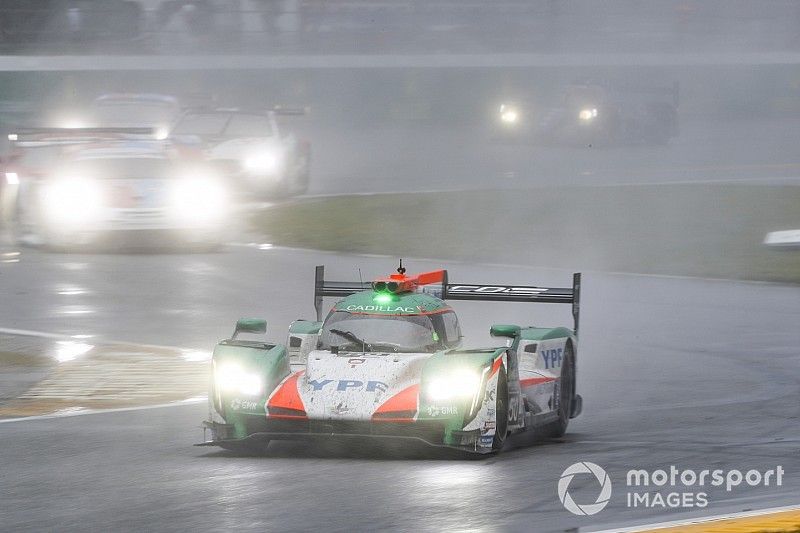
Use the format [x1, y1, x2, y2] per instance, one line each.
[230, 398, 261, 411]
[345, 304, 420, 313]
[449, 285, 548, 295]
[541, 347, 563, 369]
[308, 379, 389, 393]
[426, 405, 458, 417]
[479, 435, 494, 446]
[483, 420, 496, 431]
[329, 403, 353, 415]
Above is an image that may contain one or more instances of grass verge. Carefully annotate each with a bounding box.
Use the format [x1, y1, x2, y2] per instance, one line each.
[253, 184, 800, 283]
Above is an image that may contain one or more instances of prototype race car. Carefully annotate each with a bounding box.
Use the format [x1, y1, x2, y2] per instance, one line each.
[495, 80, 679, 145]
[199, 264, 583, 455]
[7, 131, 228, 250]
[169, 107, 310, 198]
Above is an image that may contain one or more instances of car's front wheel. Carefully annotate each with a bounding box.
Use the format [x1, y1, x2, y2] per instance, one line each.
[492, 369, 509, 452]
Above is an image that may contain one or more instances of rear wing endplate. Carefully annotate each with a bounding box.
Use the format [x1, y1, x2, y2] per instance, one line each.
[313, 266, 582, 336]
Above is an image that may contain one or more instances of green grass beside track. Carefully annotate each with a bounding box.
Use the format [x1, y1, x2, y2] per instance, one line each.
[253, 184, 800, 283]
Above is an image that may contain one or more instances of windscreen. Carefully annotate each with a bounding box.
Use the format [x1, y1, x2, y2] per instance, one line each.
[171, 113, 229, 136]
[93, 102, 177, 126]
[319, 311, 438, 353]
[225, 114, 273, 137]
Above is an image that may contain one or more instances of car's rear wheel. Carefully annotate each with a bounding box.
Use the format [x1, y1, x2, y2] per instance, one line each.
[492, 369, 508, 452]
[542, 342, 575, 438]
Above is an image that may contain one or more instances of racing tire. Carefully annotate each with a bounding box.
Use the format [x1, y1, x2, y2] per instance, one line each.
[492, 369, 509, 452]
[541, 342, 575, 439]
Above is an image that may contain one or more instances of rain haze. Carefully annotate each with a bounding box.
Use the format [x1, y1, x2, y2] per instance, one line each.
[0, 2, 798, 532]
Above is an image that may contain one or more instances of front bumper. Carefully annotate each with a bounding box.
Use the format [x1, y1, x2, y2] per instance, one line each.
[43, 225, 222, 250]
[197, 418, 487, 453]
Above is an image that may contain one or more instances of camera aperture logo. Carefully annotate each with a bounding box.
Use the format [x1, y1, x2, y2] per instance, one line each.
[558, 462, 612, 516]
[558, 462, 785, 516]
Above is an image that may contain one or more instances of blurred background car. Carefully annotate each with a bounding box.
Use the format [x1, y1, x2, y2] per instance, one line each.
[46, 93, 181, 138]
[88, 93, 182, 140]
[169, 106, 311, 199]
[7, 133, 227, 251]
[494, 80, 680, 146]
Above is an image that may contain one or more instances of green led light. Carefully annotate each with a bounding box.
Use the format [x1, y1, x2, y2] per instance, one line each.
[373, 293, 393, 304]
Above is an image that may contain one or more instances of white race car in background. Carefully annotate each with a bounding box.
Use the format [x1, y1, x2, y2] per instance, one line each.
[9, 137, 228, 251]
[170, 107, 311, 199]
[49, 93, 181, 141]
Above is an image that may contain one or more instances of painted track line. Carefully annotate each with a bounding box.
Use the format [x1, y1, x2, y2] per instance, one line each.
[0, 397, 206, 424]
[587, 504, 800, 532]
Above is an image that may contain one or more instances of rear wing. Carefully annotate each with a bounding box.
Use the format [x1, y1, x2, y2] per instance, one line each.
[313, 265, 582, 336]
[9, 127, 155, 146]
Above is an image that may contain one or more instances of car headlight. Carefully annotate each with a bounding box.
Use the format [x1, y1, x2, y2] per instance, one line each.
[42, 178, 103, 225]
[499, 104, 519, 124]
[426, 369, 483, 402]
[154, 126, 169, 141]
[215, 363, 263, 396]
[243, 150, 281, 174]
[171, 176, 228, 224]
[578, 108, 598, 121]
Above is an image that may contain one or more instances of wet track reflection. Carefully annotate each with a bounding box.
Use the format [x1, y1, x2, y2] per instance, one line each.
[0, 246, 798, 531]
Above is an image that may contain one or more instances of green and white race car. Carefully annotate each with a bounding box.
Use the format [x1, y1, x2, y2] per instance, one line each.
[199, 264, 583, 454]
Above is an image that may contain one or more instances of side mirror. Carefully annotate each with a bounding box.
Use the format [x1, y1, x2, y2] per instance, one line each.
[233, 318, 267, 339]
[490, 324, 520, 338]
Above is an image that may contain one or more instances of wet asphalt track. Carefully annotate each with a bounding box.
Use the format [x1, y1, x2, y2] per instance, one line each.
[0, 246, 798, 532]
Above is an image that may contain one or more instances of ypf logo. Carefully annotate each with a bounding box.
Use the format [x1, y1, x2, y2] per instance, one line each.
[558, 462, 612, 516]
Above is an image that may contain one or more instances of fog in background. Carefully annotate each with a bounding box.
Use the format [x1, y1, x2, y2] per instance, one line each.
[0, 2, 797, 201]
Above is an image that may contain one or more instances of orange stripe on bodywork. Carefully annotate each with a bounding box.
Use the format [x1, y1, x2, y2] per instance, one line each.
[489, 356, 504, 378]
[372, 384, 419, 421]
[266, 371, 307, 419]
[520, 376, 556, 387]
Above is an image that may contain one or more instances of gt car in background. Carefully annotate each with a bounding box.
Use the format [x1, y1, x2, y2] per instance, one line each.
[47, 93, 181, 140]
[495, 81, 679, 146]
[169, 107, 310, 199]
[8, 132, 228, 250]
[199, 264, 583, 455]
[89, 93, 182, 140]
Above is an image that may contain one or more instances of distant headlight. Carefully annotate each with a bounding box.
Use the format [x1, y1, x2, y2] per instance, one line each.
[42, 178, 103, 225]
[58, 118, 87, 129]
[499, 104, 520, 125]
[5, 172, 19, 185]
[154, 126, 169, 141]
[578, 108, 598, 121]
[171, 176, 228, 224]
[426, 369, 483, 401]
[215, 363, 262, 396]
[243, 150, 281, 174]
